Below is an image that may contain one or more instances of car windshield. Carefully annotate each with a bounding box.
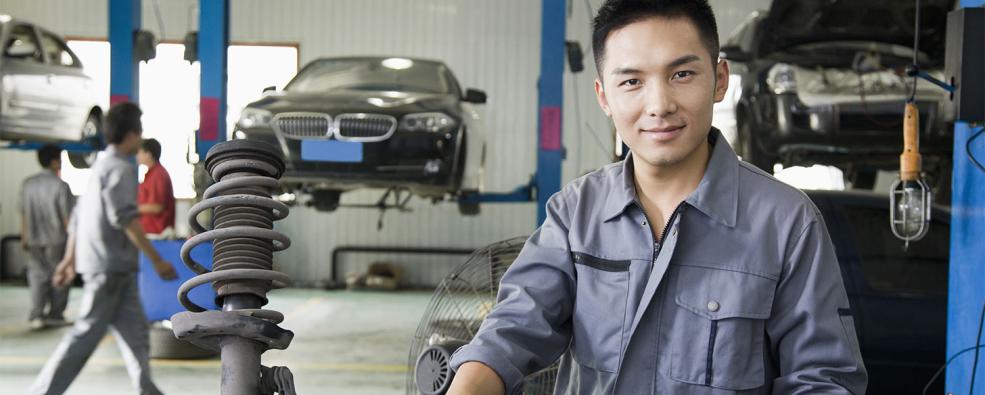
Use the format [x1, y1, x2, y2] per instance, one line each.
[286, 58, 453, 94]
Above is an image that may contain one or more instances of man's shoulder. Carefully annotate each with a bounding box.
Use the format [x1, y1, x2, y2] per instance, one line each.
[23, 171, 53, 188]
[558, 161, 622, 199]
[736, 161, 821, 221]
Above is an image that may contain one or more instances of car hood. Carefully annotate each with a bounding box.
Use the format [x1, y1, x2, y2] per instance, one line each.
[245, 89, 460, 116]
[759, 0, 954, 61]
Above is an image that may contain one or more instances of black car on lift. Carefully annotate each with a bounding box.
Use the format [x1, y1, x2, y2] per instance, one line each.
[809, 189, 949, 394]
[722, 0, 956, 199]
[234, 56, 488, 214]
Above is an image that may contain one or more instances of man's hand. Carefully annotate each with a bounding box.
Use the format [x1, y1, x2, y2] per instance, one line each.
[152, 258, 177, 280]
[52, 259, 76, 287]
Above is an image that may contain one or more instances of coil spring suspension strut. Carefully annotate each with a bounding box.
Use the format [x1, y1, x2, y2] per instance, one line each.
[171, 140, 298, 395]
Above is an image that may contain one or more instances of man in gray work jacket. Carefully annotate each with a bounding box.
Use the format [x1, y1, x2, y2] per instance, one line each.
[20, 144, 74, 330]
[30, 102, 178, 395]
[448, 0, 868, 394]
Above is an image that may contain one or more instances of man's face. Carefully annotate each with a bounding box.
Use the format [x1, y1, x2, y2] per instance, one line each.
[594, 16, 729, 169]
[121, 128, 143, 156]
[137, 148, 152, 166]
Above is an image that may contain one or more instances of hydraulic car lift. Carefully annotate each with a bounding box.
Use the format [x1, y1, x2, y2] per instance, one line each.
[99, 0, 570, 393]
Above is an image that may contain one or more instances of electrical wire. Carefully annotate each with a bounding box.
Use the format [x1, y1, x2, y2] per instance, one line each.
[971, 299, 985, 395]
[910, 0, 921, 102]
[968, 127, 985, 174]
[923, 343, 985, 395]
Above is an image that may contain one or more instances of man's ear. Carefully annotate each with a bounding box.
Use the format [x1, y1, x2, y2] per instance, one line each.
[595, 78, 611, 117]
[713, 60, 730, 103]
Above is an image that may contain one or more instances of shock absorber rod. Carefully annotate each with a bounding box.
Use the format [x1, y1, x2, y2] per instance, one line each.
[171, 140, 298, 395]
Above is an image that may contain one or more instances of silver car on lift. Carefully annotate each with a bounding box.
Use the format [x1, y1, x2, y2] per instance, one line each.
[0, 15, 103, 167]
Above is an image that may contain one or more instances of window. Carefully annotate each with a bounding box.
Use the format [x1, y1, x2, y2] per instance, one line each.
[40, 32, 79, 67]
[3, 24, 42, 63]
[60, 41, 298, 200]
[842, 205, 949, 296]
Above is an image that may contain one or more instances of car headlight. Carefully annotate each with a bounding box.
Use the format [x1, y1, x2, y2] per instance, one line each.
[238, 108, 273, 129]
[767, 63, 797, 95]
[399, 112, 456, 133]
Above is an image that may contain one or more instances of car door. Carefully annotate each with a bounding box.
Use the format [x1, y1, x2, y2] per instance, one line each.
[0, 22, 56, 140]
[38, 29, 89, 141]
[828, 195, 949, 393]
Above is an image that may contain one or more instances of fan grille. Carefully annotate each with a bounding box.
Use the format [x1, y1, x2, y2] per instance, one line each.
[406, 236, 561, 394]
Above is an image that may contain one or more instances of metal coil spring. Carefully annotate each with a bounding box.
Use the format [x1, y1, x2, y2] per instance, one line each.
[177, 146, 291, 323]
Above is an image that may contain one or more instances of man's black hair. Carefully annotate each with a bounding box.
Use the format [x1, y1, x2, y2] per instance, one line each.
[592, 0, 720, 75]
[37, 144, 62, 168]
[104, 102, 142, 144]
[141, 138, 162, 162]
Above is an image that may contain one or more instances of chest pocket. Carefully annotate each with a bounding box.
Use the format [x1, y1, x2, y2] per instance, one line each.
[570, 252, 630, 373]
[667, 264, 777, 391]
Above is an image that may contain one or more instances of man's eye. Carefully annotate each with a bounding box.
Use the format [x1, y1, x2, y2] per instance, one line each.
[619, 79, 641, 87]
[672, 71, 695, 80]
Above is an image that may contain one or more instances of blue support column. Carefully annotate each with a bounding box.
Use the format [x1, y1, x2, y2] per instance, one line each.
[109, 0, 140, 105]
[946, 0, 985, 392]
[197, 0, 230, 156]
[536, 0, 566, 225]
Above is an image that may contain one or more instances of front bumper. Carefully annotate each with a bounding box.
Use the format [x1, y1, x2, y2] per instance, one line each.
[236, 125, 463, 191]
[764, 93, 951, 157]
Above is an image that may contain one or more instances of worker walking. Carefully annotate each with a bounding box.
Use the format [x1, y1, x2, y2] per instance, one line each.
[19, 144, 74, 330]
[30, 102, 178, 395]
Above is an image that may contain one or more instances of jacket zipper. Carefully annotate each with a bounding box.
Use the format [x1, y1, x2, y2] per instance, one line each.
[639, 201, 685, 263]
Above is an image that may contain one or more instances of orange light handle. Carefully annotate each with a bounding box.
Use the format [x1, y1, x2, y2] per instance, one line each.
[900, 102, 921, 182]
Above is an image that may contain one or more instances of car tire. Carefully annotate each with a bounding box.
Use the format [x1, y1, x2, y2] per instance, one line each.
[68, 113, 102, 169]
[311, 190, 341, 212]
[457, 189, 480, 216]
[458, 201, 480, 216]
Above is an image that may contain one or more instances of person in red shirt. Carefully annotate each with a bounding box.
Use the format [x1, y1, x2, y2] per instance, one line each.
[137, 138, 175, 236]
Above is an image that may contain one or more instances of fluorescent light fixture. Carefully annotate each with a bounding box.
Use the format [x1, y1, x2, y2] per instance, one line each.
[381, 58, 413, 70]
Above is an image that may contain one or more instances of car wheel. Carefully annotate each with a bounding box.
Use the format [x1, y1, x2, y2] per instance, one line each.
[738, 120, 777, 173]
[457, 189, 480, 216]
[458, 201, 480, 216]
[310, 190, 341, 212]
[68, 113, 102, 169]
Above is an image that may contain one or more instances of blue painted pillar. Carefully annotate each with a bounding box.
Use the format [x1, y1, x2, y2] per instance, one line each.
[197, 0, 230, 155]
[946, 0, 985, 392]
[109, 0, 140, 105]
[536, 0, 566, 225]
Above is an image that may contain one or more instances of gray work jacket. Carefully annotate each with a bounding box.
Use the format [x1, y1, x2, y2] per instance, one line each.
[71, 146, 140, 274]
[450, 129, 867, 394]
[19, 170, 73, 247]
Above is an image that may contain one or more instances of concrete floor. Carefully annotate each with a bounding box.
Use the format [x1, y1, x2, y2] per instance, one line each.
[0, 284, 431, 394]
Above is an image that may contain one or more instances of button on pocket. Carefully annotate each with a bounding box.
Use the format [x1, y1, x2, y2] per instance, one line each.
[571, 252, 630, 373]
[668, 264, 777, 390]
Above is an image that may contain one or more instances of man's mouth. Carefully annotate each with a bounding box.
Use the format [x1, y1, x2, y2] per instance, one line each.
[641, 125, 685, 134]
[639, 124, 686, 142]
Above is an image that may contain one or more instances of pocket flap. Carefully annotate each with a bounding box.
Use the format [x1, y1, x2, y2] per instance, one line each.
[674, 265, 776, 320]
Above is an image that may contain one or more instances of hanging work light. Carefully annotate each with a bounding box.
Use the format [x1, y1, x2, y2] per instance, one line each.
[890, 102, 931, 248]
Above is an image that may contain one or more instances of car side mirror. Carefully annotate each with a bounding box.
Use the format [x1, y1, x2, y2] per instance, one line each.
[464, 88, 487, 104]
[720, 45, 751, 63]
[5, 42, 37, 58]
[262, 86, 276, 96]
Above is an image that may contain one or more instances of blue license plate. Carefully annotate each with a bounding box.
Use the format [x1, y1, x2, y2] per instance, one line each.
[300, 140, 363, 163]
